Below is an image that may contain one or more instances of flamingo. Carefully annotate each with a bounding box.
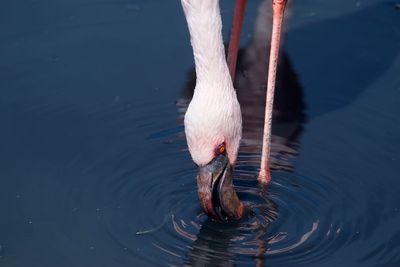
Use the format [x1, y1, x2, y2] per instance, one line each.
[181, 0, 287, 221]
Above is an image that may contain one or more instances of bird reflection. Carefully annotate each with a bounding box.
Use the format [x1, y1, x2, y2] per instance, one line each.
[177, 0, 306, 172]
[177, 0, 305, 264]
[182, 196, 278, 266]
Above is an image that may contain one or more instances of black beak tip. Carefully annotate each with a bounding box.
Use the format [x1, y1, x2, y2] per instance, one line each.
[196, 154, 244, 222]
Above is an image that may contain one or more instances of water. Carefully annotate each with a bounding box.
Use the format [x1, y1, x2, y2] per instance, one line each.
[1, 0, 400, 266]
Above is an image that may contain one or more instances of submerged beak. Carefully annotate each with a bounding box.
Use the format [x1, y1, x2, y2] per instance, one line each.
[197, 154, 244, 222]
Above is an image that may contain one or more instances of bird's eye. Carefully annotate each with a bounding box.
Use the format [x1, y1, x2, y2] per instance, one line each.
[215, 143, 226, 155]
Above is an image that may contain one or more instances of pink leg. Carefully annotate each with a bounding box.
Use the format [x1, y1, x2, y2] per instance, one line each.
[258, 0, 287, 183]
[227, 0, 247, 81]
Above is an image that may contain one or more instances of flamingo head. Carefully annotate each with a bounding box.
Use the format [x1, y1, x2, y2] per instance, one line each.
[184, 84, 244, 222]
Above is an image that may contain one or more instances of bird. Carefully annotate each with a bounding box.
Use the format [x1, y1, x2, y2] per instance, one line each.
[180, 0, 288, 221]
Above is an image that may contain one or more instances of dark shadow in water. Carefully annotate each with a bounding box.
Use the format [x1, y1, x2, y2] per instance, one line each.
[177, 1, 306, 264]
[177, 50, 306, 172]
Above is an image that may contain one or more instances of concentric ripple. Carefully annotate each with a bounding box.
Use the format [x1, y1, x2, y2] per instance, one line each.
[89, 106, 377, 267]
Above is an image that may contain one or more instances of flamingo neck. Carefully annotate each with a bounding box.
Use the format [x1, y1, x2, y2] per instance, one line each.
[181, 0, 233, 91]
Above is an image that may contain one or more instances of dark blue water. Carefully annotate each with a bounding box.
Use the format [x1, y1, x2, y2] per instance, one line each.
[1, 0, 400, 266]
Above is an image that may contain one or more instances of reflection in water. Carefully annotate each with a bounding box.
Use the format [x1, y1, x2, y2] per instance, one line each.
[175, 0, 306, 264]
[178, 1, 305, 172]
[181, 198, 278, 266]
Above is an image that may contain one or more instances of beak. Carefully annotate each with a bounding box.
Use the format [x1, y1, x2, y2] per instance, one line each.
[197, 154, 244, 222]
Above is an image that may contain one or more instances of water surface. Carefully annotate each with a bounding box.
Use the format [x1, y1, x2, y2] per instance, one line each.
[1, 0, 400, 266]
